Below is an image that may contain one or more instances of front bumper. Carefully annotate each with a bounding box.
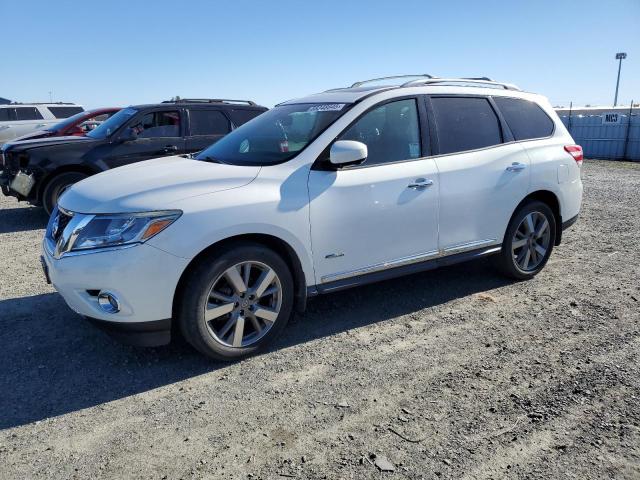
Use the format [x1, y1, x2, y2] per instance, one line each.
[42, 241, 190, 345]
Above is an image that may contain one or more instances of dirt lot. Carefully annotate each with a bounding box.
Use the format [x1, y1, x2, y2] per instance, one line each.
[0, 159, 639, 479]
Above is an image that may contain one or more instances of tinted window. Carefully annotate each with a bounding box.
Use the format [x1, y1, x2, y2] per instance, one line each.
[494, 97, 554, 140]
[0, 108, 11, 121]
[431, 97, 502, 154]
[339, 99, 421, 165]
[189, 110, 230, 136]
[48, 106, 84, 118]
[132, 111, 181, 138]
[229, 109, 264, 126]
[15, 107, 43, 120]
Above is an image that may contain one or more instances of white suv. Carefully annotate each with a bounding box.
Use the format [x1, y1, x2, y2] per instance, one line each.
[41, 76, 583, 360]
[0, 103, 84, 145]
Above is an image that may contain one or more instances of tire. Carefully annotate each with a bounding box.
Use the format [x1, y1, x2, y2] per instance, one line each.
[42, 172, 88, 215]
[178, 242, 294, 361]
[493, 200, 557, 280]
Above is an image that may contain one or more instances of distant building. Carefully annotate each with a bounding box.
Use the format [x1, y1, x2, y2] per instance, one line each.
[555, 105, 637, 117]
[0, 97, 11, 105]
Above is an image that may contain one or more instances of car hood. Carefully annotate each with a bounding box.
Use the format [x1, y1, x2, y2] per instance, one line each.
[59, 155, 261, 214]
[3, 135, 94, 152]
[12, 130, 55, 142]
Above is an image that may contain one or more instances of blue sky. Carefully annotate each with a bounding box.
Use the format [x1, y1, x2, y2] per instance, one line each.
[2, 0, 639, 109]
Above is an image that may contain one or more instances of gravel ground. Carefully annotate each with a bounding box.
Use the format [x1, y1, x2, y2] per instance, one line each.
[0, 159, 639, 479]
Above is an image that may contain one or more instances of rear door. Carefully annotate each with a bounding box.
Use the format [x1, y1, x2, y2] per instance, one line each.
[101, 108, 186, 169]
[184, 109, 231, 153]
[428, 95, 530, 253]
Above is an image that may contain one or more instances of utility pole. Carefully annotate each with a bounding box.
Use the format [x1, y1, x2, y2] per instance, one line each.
[49, 91, 53, 103]
[614, 52, 627, 107]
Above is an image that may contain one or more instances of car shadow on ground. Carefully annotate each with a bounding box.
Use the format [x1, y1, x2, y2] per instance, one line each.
[0, 260, 512, 430]
[0, 206, 48, 234]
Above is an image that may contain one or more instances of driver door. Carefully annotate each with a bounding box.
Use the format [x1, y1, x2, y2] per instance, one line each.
[308, 98, 440, 287]
[102, 109, 186, 169]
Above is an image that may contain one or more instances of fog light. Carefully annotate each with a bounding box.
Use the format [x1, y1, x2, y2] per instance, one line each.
[98, 291, 120, 314]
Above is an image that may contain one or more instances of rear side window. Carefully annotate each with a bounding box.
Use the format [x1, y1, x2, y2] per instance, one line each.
[0, 108, 12, 121]
[228, 109, 264, 126]
[189, 110, 231, 136]
[493, 97, 554, 140]
[339, 98, 422, 166]
[431, 97, 502, 155]
[48, 106, 84, 118]
[15, 107, 44, 120]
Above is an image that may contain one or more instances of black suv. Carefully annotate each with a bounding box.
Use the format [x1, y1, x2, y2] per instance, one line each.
[0, 99, 267, 213]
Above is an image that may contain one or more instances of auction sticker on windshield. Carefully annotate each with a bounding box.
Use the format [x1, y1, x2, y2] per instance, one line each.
[307, 104, 346, 112]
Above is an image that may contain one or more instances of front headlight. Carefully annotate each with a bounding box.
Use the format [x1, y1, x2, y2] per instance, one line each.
[70, 210, 181, 251]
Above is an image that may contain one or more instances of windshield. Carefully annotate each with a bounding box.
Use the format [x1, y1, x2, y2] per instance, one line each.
[87, 107, 137, 139]
[195, 103, 351, 166]
[46, 111, 88, 132]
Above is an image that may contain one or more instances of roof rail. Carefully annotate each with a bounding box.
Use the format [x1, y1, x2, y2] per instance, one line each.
[162, 98, 257, 106]
[401, 77, 521, 91]
[6, 101, 78, 105]
[351, 74, 435, 88]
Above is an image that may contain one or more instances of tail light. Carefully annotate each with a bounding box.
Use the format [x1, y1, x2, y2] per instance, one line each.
[564, 145, 583, 166]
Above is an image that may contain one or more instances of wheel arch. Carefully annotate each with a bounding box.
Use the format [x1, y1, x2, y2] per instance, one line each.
[36, 164, 99, 204]
[172, 233, 309, 327]
[511, 190, 563, 246]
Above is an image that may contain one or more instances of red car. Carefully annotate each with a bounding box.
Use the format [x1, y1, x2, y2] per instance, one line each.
[12, 108, 121, 141]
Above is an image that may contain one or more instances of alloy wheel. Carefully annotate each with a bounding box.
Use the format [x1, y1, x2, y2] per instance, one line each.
[204, 261, 282, 348]
[512, 211, 551, 272]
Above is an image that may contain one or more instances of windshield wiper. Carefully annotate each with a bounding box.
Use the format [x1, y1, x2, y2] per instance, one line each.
[200, 156, 226, 164]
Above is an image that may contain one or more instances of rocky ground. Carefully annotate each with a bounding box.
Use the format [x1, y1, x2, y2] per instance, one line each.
[0, 159, 639, 479]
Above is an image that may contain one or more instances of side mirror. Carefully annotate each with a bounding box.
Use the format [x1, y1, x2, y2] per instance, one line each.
[119, 128, 138, 143]
[329, 140, 367, 167]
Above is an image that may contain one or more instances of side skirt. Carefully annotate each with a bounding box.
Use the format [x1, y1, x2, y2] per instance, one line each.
[309, 245, 502, 295]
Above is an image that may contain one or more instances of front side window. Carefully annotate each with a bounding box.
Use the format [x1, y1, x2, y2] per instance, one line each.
[189, 110, 230, 136]
[87, 107, 137, 139]
[338, 98, 421, 166]
[431, 97, 502, 155]
[195, 103, 351, 166]
[0, 109, 11, 121]
[15, 107, 43, 121]
[132, 111, 181, 138]
[493, 97, 554, 140]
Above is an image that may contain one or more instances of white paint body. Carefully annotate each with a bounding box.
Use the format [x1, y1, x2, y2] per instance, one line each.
[44, 85, 582, 325]
[0, 104, 83, 145]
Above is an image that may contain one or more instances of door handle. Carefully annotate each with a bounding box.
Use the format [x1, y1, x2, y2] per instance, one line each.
[407, 178, 434, 189]
[506, 162, 526, 172]
[35, 124, 46, 128]
[163, 145, 178, 153]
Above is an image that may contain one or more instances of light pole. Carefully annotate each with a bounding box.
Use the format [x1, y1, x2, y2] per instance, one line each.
[614, 52, 627, 107]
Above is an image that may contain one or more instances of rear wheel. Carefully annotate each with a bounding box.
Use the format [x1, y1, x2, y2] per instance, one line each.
[178, 243, 294, 361]
[494, 201, 556, 280]
[42, 172, 88, 215]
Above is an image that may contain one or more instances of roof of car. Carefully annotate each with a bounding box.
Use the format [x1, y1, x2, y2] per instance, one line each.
[279, 76, 537, 106]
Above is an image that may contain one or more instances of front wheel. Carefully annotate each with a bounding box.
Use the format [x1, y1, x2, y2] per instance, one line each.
[178, 243, 294, 361]
[42, 172, 88, 215]
[494, 201, 556, 280]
